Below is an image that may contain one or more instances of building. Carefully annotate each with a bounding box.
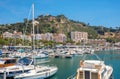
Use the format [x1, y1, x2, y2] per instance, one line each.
[48, 16, 56, 22]
[40, 34, 46, 41]
[12, 31, 22, 38]
[2, 32, 13, 38]
[88, 39, 106, 45]
[53, 33, 67, 43]
[33, 20, 39, 26]
[44, 33, 53, 41]
[21, 35, 32, 41]
[58, 34, 67, 42]
[35, 34, 42, 40]
[71, 31, 88, 43]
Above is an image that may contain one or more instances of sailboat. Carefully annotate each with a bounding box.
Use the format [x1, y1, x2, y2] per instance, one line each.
[14, 3, 58, 79]
[0, 3, 58, 79]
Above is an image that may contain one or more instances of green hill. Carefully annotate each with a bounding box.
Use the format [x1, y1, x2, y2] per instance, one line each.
[0, 14, 118, 40]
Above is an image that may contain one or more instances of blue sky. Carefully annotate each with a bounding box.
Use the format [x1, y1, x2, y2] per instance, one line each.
[0, 0, 120, 28]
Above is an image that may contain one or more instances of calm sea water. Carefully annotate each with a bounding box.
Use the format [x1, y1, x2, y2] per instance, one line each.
[1, 50, 119, 79]
[38, 50, 120, 79]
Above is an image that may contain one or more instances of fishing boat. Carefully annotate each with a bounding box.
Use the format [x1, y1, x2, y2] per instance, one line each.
[67, 54, 113, 79]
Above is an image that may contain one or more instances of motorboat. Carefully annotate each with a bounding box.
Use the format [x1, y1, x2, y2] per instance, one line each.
[32, 51, 48, 59]
[0, 57, 34, 78]
[75, 60, 113, 79]
[0, 57, 58, 79]
[67, 54, 113, 79]
[0, 58, 17, 68]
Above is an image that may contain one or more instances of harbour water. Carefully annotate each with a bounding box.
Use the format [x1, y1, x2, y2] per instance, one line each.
[37, 49, 120, 79]
[1, 49, 120, 79]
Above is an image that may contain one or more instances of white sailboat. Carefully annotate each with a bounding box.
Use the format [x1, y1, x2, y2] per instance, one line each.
[14, 3, 58, 79]
[14, 65, 58, 79]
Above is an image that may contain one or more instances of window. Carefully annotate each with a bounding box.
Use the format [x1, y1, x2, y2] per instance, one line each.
[79, 71, 83, 79]
[91, 72, 98, 79]
[85, 71, 90, 79]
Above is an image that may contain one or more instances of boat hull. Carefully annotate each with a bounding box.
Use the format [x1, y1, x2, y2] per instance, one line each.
[14, 67, 58, 79]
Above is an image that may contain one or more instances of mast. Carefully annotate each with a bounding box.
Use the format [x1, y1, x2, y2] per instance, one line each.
[32, 3, 36, 66]
[32, 3, 35, 50]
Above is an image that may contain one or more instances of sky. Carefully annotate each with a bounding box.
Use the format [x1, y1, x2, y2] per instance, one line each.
[0, 0, 120, 28]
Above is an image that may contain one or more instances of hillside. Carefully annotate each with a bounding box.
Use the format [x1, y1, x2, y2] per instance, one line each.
[0, 14, 119, 40]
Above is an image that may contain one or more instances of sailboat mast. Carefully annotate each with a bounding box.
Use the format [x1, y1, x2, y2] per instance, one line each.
[32, 3, 35, 50]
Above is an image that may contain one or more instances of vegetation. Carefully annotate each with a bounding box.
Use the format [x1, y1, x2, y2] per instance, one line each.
[0, 14, 120, 46]
[106, 37, 119, 43]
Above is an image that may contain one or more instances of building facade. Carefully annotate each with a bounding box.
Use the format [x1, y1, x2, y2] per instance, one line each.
[44, 33, 53, 41]
[12, 31, 22, 38]
[71, 31, 88, 43]
[53, 33, 67, 43]
[2, 32, 13, 38]
[88, 39, 106, 45]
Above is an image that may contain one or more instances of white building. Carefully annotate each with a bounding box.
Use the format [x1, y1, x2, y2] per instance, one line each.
[2, 32, 13, 38]
[35, 34, 42, 40]
[21, 35, 32, 41]
[45, 33, 53, 41]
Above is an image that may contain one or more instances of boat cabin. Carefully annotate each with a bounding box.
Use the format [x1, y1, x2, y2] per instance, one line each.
[76, 60, 113, 79]
[0, 58, 17, 68]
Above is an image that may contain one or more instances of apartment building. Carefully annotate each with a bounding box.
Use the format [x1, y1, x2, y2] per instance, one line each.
[71, 31, 88, 43]
[12, 31, 22, 38]
[53, 33, 67, 43]
[88, 39, 106, 45]
[44, 33, 53, 41]
[2, 32, 13, 38]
